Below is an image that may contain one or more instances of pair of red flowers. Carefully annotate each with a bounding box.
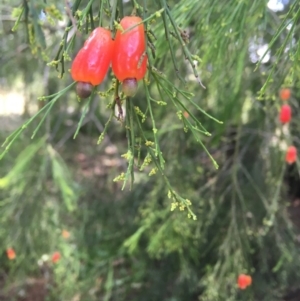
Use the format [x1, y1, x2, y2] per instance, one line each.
[279, 88, 291, 124]
[71, 16, 148, 99]
[6, 248, 61, 263]
[278, 88, 297, 165]
[6, 231, 69, 263]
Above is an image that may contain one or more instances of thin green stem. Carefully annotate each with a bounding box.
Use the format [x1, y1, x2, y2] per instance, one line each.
[122, 8, 164, 34]
[97, 110, 114, 144]
[89, 5, 95, 29]
[99, 0, 104, 26]
[163, 1, 206, 88]
[143, 82, 159, 156]
[122, 99, 135, 190]
[133, 107, 197, 218]
[160, 5, 185, 83]
[1, 83, 75, 159]
[156, 71, 222, 124]
[38, 82, 76, 100]
[118, 0, 124, 19]
[110, 0, 118, 31]
[12, 5, 24, 32]
[73, 95, 94, 139]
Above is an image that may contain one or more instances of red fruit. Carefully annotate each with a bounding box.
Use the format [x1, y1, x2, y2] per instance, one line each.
[51, 251, 61, 263]
[279, 88, 291, 101]
[6, 248, 16, 260]
[71, 27, 114, 98]
[285, 146, 297, 164]
[237, 274, 252, 290]
[112, 16, 148, 96]
[279, 104, 291, 124]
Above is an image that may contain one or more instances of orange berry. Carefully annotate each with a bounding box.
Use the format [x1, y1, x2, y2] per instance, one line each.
[51, 251, 61, 263]
[245, 275, 252, 286]
[183, 111, 189, 118]
[279, 88, 291, 101]
[62, 230, 70, 239]
[279, 104, 291, 124]
[237, 274, 252, 289]
[285, 146, 297, 164]
[6, 248, 16, 260]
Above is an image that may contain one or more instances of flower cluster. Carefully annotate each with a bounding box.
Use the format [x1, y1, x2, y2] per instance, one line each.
[278, 88, 297, 165]
[6, 229, 71, 263]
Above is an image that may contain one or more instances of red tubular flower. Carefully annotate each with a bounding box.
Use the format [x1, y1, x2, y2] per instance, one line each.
[279, 104, 291, 124]
[279, 88, 291, 101]
[6, 248, 16, 260]
[112, 16, 148, 96]
[237, 274, 252, 290]
[285, 146, 297, 164]
[51, 251, 61, 263]
[71, 27, 114, 98]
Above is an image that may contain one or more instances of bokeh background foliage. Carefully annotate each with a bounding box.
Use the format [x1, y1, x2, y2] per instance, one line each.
[1, 0, 300, 300]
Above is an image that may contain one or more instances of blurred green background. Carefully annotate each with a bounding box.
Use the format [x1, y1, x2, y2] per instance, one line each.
[1, 0, 300, 300]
